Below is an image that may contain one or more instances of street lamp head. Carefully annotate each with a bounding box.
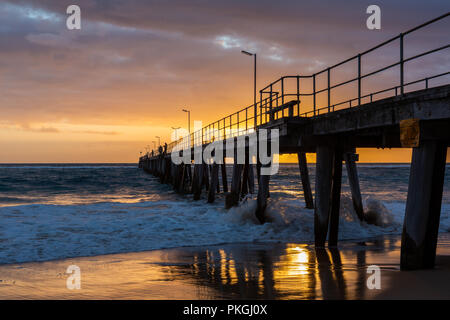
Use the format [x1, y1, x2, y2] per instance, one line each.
[182, 109, 189, 113]
[241, 50, 254, 56]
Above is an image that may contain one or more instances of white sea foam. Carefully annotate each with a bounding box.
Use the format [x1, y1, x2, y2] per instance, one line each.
[1, 196, 449, 264]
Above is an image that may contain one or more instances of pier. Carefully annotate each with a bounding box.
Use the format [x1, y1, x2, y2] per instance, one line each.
[139, 14, 450, 270]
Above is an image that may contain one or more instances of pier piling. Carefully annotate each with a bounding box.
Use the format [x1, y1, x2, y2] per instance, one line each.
[401, 141, 447, 270]
[329, 150, 343, 247]
[344, 153, 364, 222]
[208, 163, 219, 203]
[314, 146, 334, 247]
[297, 152, 314, 209]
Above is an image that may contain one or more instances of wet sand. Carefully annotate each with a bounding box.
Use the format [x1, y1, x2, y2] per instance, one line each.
[0, 233, 449, 299]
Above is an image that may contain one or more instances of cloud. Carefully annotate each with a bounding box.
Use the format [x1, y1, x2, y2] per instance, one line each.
[0, 0, 448, 162]
[72, 130, 120, 135]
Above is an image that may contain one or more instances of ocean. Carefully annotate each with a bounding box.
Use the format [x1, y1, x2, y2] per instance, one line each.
[0, 163, 449, 265]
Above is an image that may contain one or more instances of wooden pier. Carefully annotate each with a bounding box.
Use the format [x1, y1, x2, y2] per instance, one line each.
[139, 14, 450, 270]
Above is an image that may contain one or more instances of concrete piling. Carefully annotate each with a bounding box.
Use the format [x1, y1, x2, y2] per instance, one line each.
[344, 153, 364, 222]
[401, 141, 447, 270]
[314, 146, 334, 247]
[297, 152, 314, 209]
[207, 163, 220, 203]
[328, 150, 343, 247]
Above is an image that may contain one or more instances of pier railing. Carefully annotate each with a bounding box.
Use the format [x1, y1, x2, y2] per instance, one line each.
[152, 13, 449, 157]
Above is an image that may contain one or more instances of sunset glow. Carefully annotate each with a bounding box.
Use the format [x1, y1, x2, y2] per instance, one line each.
[0, 1, 449, 163]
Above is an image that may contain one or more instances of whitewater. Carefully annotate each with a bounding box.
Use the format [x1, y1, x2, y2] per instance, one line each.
[0, 163, 449, 264]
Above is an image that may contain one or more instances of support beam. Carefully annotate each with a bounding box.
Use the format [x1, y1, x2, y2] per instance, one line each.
[226, 143, 243, 208]
[226, 161, 243, 208]
[178, 163, 186, 193]
[173, 164, 182, 191]
[192, 164, 204, 200]
[297, 152, 314, 209]
[256, 164, 271, 224]
[208, 163, 219, 203]
[241, 148, 250, 197]
[401, 141, 447, 270]
[344, 153, 364, 222]
[328, 151, 343, 247]
[203, 163, 210, 192]
[248, 164, 255, 194]
[314, 146, 334, 247]
[221, 163, 228, 193]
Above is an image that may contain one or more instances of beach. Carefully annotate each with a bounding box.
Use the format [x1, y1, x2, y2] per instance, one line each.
[1, 233, 449, 299]
[1, 164, 449, 299]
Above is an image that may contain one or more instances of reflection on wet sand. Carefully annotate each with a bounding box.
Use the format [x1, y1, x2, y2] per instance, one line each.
[161, 236, 401, 299]
[0, 234, 448, 299]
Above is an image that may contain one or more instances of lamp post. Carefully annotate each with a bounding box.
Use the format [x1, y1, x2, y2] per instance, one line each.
[152, 141, 156, 150]
[182, 109, 190, 133]
[241, 50, 257, 129]
[155, 136, 160, 147]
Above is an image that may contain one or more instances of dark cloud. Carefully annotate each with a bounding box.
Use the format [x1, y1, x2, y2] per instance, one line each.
[0, 0, 448, 127]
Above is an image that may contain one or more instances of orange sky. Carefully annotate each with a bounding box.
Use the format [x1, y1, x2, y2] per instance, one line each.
[0, 1, 449, 163]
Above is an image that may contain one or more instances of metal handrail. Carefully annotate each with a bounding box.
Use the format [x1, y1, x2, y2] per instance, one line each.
[151, 13, 449, 157]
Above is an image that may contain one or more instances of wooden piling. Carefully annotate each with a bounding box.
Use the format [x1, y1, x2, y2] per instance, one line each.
[400, 141, 447, 270]
[226, 142, 243, 208]
[241, 147, 250, 197]
[208, 163, 219, 203]
[344, 153, 364, 221]
[328, 150, 343, 247]
[221, 163, 228, 193]
[192, 164, 204, 200]
[297, 152, 314, 209]
[256, 164, 271, 224]
[314, 146, 334, 247]
[203, 163, 210, 192]
[194, 163, 204, 200]
[248, 164, 255, 194]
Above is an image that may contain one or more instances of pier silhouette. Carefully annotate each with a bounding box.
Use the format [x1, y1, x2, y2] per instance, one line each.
[140, 13, 450, 270]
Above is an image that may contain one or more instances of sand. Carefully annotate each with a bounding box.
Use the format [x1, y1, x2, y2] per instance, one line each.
[0, 234, 449, 299]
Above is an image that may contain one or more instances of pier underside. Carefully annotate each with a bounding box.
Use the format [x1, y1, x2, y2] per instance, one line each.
[140, 85, 450, 270]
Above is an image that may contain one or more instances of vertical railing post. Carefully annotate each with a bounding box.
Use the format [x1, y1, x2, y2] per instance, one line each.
[246, 108, 248, 131]
[253, 53, 257, 131]
[259, 91, 263, 126]
[296, 76, 300, 116]
[313, 74, 316, 116]
[281, 78, 285, 118]
[400, 33, 404, 95]
[270, 84, 273, 119]
[358, 54, 361, 106]
[327, 68, 331, 112]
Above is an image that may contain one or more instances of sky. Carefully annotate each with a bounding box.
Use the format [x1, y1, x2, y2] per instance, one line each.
[0, 0, 449, 163]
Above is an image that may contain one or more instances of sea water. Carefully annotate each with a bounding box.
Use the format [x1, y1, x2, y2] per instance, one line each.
[0, 163, 449, 264]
